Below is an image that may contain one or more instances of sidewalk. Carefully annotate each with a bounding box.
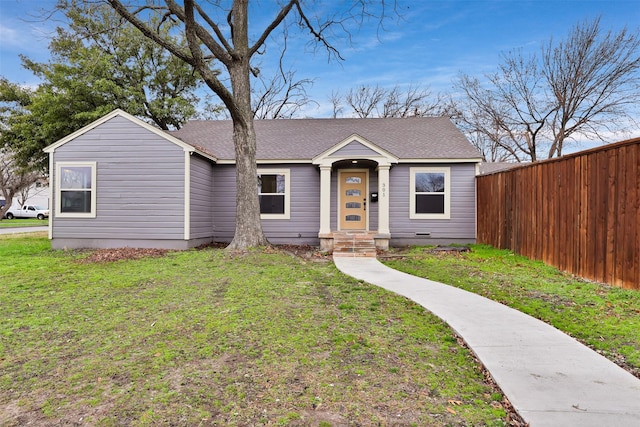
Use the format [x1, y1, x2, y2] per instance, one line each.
[333, 256, 640, 427]
[0, 226, 48, 235]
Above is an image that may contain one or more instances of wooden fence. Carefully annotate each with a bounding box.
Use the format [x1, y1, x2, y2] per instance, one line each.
[476, 138, 639, 290]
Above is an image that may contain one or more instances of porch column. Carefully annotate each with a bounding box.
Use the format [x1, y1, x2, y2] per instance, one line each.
[377, 165, 390, 235]
[319, 165, 332, 236]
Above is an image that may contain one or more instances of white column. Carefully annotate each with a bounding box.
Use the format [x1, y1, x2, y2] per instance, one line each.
[377, 165, 390, 235]
[319, 165, 332, 236]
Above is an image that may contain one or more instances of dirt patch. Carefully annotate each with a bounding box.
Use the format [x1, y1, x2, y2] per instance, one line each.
[73, 243, 331, 264]
[274, 244, 332, 262]
[75, 247, 170, 263]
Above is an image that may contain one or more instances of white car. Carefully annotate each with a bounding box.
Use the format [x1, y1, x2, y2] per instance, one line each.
[4, 205, 49, 220]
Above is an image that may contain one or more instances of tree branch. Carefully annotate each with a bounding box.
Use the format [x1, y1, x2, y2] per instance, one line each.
[248, 0, 297, 57]
[107, 0, 193, 64]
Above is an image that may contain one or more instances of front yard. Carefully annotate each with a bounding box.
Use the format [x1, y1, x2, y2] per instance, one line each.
[1, 236, 512, 426]
[2, 236, 637, 426]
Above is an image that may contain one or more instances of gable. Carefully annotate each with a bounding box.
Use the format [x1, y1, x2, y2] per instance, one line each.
[44, 109, 217, 162]
[312, 134, 399, 167]
[329, 140, 382, 158]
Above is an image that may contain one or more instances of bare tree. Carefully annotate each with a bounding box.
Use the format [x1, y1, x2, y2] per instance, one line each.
[446, 91, 521, 162]
[346, 85, 387, 118]
[0, 149, 42, 220]
[329, 90, 343, 119]
[334, 83, 442, 118]
[208, 70, 317, 120]
[543, 17, 640, 158]
[453, 17, 640, 162]
[253, 70, 316, 119]
[381, 84, 441, 117]
[101, 0, 394, 249]
[450, 69, 548, 162]
[253, 36, 317, 119]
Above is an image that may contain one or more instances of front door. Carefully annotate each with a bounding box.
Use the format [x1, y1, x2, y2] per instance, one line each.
[339, 171, 367, 230]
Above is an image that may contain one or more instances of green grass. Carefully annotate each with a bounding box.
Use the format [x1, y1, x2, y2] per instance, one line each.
[0, 236, 508, 426]
[0, 218, 48, 228]
[383, 244, 640, 377]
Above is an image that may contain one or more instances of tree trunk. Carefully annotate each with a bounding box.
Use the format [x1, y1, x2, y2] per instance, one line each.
[226, 1, 269, 250]
[227, 112, 270, 250]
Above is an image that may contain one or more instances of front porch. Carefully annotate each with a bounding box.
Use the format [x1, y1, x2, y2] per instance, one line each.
[313, 134, 398, 255]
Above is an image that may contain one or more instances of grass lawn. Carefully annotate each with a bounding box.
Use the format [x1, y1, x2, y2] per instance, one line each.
[383, 245, 640, 378]
[0, 218, 48, 228]
[0, 236, 511, 426]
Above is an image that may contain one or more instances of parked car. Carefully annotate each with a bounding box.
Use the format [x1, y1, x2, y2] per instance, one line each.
[4, 205, 49, 220]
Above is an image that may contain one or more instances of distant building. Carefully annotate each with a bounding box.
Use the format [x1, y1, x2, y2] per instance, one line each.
[1, 179, 49, 209]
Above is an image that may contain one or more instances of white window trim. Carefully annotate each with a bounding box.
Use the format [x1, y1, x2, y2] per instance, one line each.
[409, 166, 451, 219]
[55, 161, 97, 218]
[258, 168, 290, 220]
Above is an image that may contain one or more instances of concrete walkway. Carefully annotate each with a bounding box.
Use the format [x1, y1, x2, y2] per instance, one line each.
[333, 256, 640, 427]
[0, 226, 48, 235]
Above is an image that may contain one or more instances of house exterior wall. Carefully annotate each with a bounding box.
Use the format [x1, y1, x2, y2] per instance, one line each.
[330, 142, 381, 157]
[189, 155, 215, 240]
[50, 116, 190, 249]
[212, 163, 321, 245]
[389, 163, 476, 245]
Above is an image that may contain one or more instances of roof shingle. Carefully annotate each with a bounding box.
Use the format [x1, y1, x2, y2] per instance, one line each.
[170, 117, 480, 161]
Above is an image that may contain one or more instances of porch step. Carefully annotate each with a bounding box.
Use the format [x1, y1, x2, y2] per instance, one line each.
[332, 232, 377, 258]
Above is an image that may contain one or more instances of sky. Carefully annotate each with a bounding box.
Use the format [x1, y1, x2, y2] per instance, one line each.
[1, 0, 639, 124]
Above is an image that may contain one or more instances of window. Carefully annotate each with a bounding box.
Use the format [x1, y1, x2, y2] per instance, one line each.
[258, 169, 290, 219]
[56, 162, 97, 218]
[409, 167, 450, 219]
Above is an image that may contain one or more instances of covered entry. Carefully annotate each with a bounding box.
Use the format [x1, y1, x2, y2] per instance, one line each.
[312, 134, 398, 251]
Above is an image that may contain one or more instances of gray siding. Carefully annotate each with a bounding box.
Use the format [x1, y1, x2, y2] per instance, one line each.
[212, 164, 321, 244]
[211, 165, 236, 239]
[388, 163, 476, 242]
[190, 155, 215, 239]
[51, 116, 187, 244]
[330, 141, 380, 157]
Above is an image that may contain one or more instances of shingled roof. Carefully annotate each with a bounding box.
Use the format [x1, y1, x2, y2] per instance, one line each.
[170, 116, 481, 161]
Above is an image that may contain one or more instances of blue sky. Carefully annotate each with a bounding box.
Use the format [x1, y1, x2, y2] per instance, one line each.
[1, 0, 639, 119]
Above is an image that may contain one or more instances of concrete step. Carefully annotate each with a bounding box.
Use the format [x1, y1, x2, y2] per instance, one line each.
[332, 232, 377, 257]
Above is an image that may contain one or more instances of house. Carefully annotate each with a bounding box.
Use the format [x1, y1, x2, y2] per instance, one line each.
[44, 109, 482, 250]
[1, 178, 50, 211]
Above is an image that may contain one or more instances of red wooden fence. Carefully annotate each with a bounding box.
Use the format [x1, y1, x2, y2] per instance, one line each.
[476, 138, 640, 290]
